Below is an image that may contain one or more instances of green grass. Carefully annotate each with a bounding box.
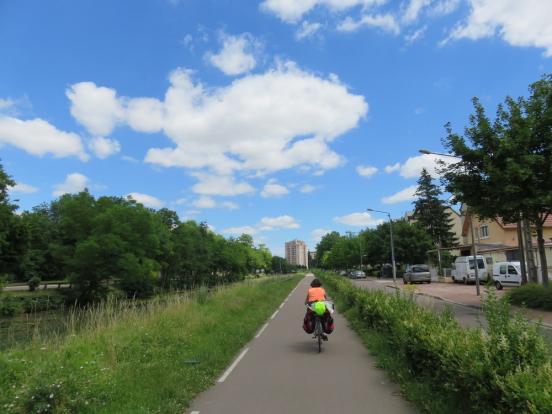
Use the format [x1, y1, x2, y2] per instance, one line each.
[0, 275, 302, 414]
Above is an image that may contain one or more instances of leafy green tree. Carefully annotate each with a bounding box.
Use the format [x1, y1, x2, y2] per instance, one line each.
[315, 231, 341, 269]
[413, 168, 457, 248]
[442, 75, 552, 286]
[0, 161, 28, 280]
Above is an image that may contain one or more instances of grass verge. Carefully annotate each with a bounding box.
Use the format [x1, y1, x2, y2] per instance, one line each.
[0, 275, 302, 414]
[317, 271, 552, 414]
[508, 283, 552, 311]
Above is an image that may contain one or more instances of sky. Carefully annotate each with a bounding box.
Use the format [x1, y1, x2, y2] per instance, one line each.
[1, 0, 551, 257]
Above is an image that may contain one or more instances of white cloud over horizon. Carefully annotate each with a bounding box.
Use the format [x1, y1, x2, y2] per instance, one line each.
[126, 192, 164, 209]
[222, 214, 300, 235]
[53, 173, 89, 197]
[334, 211, 383, 227]
[9, 182, 39, 194]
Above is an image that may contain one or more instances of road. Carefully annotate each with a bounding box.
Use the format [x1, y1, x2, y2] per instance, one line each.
[188, 274, 416, 414]
[4, 283, 70, 292]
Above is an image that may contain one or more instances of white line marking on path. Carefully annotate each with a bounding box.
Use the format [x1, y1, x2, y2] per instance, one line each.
[218, 348, 249, 383]
[190, 411, 200, 414]
[279, 302, 285, 309]
[270, 309, 279, 319]
[255, 323, 269, 338]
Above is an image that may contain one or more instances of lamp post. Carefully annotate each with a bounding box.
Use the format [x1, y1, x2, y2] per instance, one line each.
[367, 208, 396, 284]
[418, 149, 481, 296]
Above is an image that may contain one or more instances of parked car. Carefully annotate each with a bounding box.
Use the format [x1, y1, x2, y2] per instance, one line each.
[349, 270, 366, 279]
[338, 270, 347, 276]
[451, 255, 489, 284]
[492, 261, 522, 290]
[403, 264, 431, 284]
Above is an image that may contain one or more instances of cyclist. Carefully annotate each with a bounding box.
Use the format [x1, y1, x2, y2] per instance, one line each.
[303, 278, 334, 340]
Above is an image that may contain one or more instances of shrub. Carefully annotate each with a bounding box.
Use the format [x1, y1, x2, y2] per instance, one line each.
[317, 271, 552, 413]
[28, 276, 41, 292]
[507, 283, 552, 311]
[0, 295, 22, 316]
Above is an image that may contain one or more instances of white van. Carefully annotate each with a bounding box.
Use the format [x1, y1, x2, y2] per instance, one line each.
[492, 262, 522, 290]
[451, 255, 489, 284]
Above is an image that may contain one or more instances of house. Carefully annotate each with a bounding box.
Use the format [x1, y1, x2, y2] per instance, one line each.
[451, 207, 552, 280]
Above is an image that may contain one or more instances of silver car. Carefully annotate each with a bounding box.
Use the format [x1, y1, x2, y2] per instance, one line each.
[349, 270, 366, 279]
[403, 265, 431, 284]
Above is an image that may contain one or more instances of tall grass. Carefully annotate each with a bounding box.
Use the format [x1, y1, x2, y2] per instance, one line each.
[0, 275, 302, 414]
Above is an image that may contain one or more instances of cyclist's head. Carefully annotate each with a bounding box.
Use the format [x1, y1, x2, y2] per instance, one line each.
[310, 278, 322, 288]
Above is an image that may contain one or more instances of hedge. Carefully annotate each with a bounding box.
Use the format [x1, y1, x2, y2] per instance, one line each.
[317, 271, 552, 414]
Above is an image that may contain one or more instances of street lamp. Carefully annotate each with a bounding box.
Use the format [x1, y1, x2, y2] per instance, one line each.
[367, 208, 396, 284]
[418, 148, 481, 296]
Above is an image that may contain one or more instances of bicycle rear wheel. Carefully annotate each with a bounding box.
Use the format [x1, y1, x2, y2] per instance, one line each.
[315, 318, 322, 353]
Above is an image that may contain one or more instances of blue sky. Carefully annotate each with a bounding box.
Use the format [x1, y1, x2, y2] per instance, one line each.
[1, 0, 551, 256]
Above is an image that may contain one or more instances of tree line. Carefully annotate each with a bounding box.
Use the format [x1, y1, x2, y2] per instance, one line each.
[314, 169, 456, 273]
[0, 166, 294, 303]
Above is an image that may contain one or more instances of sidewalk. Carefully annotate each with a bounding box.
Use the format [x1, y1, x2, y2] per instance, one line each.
[388, 280, 552, 327]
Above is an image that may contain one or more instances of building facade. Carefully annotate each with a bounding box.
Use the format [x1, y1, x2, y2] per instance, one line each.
[285, 239, 309, 268]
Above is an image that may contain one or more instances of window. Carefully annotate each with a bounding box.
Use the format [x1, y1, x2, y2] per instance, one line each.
[480, 225, 489, 238]
[500, 265, 507, 275]
[508, 266, 518, 275]
[486, 257, 493, 265]
[469, 259, 485, 270]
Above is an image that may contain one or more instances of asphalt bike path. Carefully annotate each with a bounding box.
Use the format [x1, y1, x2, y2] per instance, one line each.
[188, 274, 416, 414]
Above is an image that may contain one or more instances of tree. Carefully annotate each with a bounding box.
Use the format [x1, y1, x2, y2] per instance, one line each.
[0, 161, 28, 280]
[442, 75, 552, 286]
[413, 168, 457, 248]
[315, 231, 341, 269]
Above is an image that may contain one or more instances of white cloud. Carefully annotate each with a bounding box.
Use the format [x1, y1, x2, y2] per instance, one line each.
[68, 62, 367, 191]
[430, 0, 461, 17]
[121, 155, 139, 163]
[126, 192, 164, 209]
[0, 116, 88, 160]
[206, 33, 259, 76]
[356, 165, 378, 177]
[192, 196, 217, 208]
[261, 0, 387, 23]
[399, 154, 447, 178]
[296, 21, 323, 39]
[446, 0, 552, 56]
[299, 184, 318, 193]
[405, 25, 427, 44]
[191, 173, 255, 196]
[8, 182, 38, 194]
[402, 0, 432, 23]
[311, 228, 331, 242]
[334, 211, 382, 227]
[222, 226, 259, 235]
[382, 185, 418, 204]
[337, 13, 400, 34]
[223, 214, 300, 236]
[384, 162, 401, 173]
[260, 215, 300, 229]
[89, 136, 121, 159]
[261, 179, 289, 198]
[221, 201, 239, 210]
[67, 82, 125, 136]
[53, 173, 89, 197]
[126, 98, 164, 133]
